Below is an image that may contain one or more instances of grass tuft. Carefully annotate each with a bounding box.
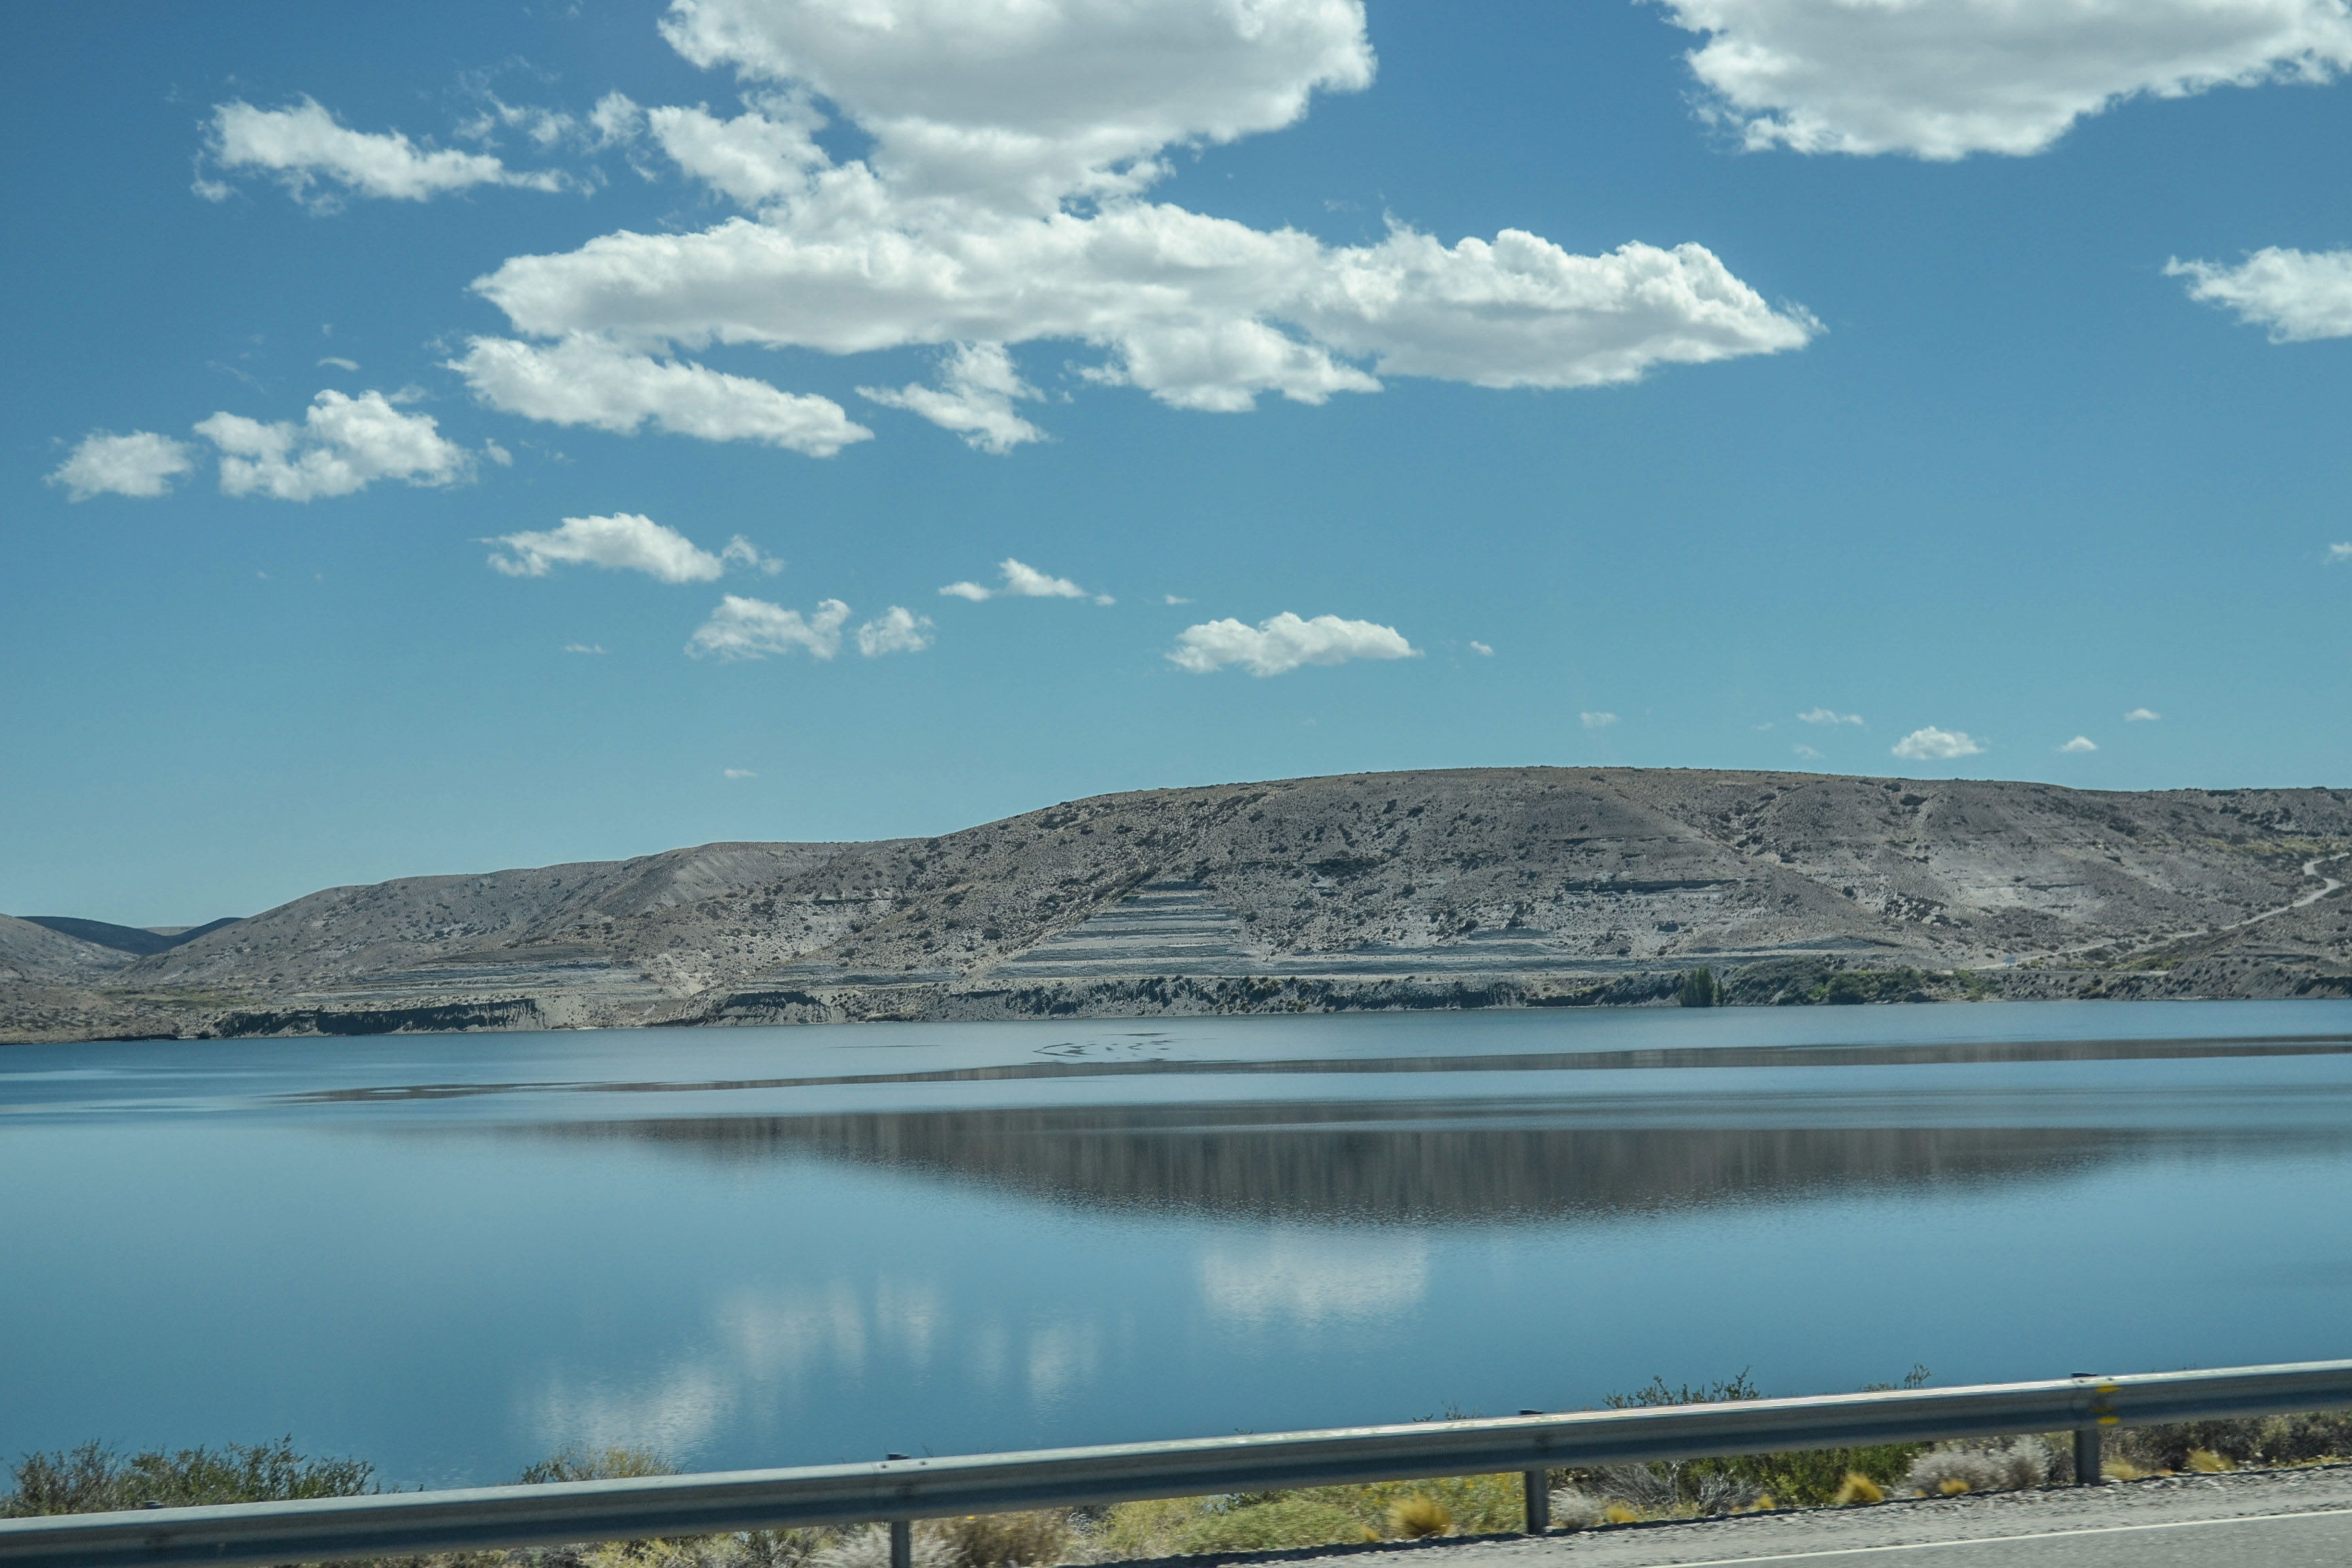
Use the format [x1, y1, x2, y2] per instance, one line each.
[1831, 1472, 1884, 1506]
[1384, 1495, 1452, 1538]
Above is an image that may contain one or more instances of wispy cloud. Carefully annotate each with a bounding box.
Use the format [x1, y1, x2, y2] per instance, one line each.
[2059, 736, 2097, 753]
[1580, 711, 1618, 730]
[939, 558, 1111, 604]
[2125, 707, 2161, 722]
[1891, 726, 1986, 760]
[562, 642, 606, 654]
[46, 430, 195, 500]
[203, 96, 569, 207]
[687, 595, 851, 661]
[1163, 594, 1192, 606]
[1169, 612, 1418, 676]
[723, 768, 757, 779]
[1797, 706, 1865, 726]
[316, 356, 360, 372]
[452, 335, 870, 456]
[1792, 743, 1823, 760]
[2329, 542, 2351, 563]
[861, 342, 1046, 453]
[1468, 640, 1494, 657]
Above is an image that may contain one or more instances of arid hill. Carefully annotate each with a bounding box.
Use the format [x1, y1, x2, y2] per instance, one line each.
[8, 767, 2349, 1043]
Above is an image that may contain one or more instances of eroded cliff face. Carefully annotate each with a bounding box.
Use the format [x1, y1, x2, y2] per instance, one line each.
[10, 768, 2350, 1043]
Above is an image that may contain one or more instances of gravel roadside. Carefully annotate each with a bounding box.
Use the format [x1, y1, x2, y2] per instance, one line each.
[1118, 1464, 2352, 1568]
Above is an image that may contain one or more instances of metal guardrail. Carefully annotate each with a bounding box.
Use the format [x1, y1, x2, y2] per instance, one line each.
[3, 1359, 2349, 1568]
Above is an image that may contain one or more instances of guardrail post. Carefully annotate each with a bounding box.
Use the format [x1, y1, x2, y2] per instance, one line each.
[885, 1453, 913, 1568]
[1520, 1411, 1548, 1534]
[2067, 1375, 2105, 1486]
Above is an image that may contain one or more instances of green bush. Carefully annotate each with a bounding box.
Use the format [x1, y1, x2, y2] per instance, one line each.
[3, 1437, 375, 1517]
[1565, 1368, 1934, 1510]
[514, 1445, 675, 1485]
[1094, 1473, 1523, 1558]
[1678, 968, 1720, 1007]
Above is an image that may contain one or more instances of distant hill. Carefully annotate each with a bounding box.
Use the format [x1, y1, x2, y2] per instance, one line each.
[16, 915, 241, 957]
[5, 767, 2348, 1044]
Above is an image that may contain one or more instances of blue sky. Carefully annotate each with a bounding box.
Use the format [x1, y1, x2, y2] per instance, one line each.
[8, 0, 2352, 925]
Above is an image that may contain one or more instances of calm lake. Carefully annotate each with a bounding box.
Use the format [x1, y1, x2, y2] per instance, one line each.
[5, 1000, 2351, 1488]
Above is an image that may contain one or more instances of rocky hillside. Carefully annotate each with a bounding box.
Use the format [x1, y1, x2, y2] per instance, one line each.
[9, 767, 2350, 1043]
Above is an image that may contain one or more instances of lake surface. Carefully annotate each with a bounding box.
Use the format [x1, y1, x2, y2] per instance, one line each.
[5, 1000, 2351, 1489]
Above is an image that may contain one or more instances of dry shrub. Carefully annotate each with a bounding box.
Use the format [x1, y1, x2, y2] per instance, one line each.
[1901, 1439, 2048, 1497]
[2105, 1413, 2352, 1475]
[1546, 1488, 1608, 1531]
[1831, 1472, 1883, 1506]
[1580, 1462, 1757, 1519]
[808, 1525, 953, 1568]
[2186, 1449, 2234, 1473]
[935, 1511, 1077, 1568]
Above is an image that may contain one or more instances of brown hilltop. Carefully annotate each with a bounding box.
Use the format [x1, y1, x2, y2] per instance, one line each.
[10, 767, 2351, 1043]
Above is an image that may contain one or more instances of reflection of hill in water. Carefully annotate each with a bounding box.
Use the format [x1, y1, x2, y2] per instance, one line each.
[521, 1102, 2303, 1223]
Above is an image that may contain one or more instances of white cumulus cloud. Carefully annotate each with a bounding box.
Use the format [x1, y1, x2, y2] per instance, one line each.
[1797, 706, 1864, 725]
[687, 595, 851, 660]
[862, 341, 1046, 452]
[1792, 743, 1823, 759]
[1169, 612, 1417, 676]
[2125, 707, 2163, 721]
[487, 513, 769, 583]
[938, 557, 1104, 602]
[476, 203, 1814, 417]
[451, 335, 870, 455]
[1468, 640, 1494, 657]
[205, 97, 568, 205]
[2168, 248, 2352, 340]
[855, 605, 934, 656]
[2330, 542, 2352, 562]
[1580, 710, 1618, 730]
[1657, 0, 2352, 159]
[656, 0, 1377, 210]
[46, 430, 195, 500]
[195, 390, 470, 500]
[454, 0, 1812, 441]
[2060, 736, 2099, 753]
[1892, 726, 1987, 760]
